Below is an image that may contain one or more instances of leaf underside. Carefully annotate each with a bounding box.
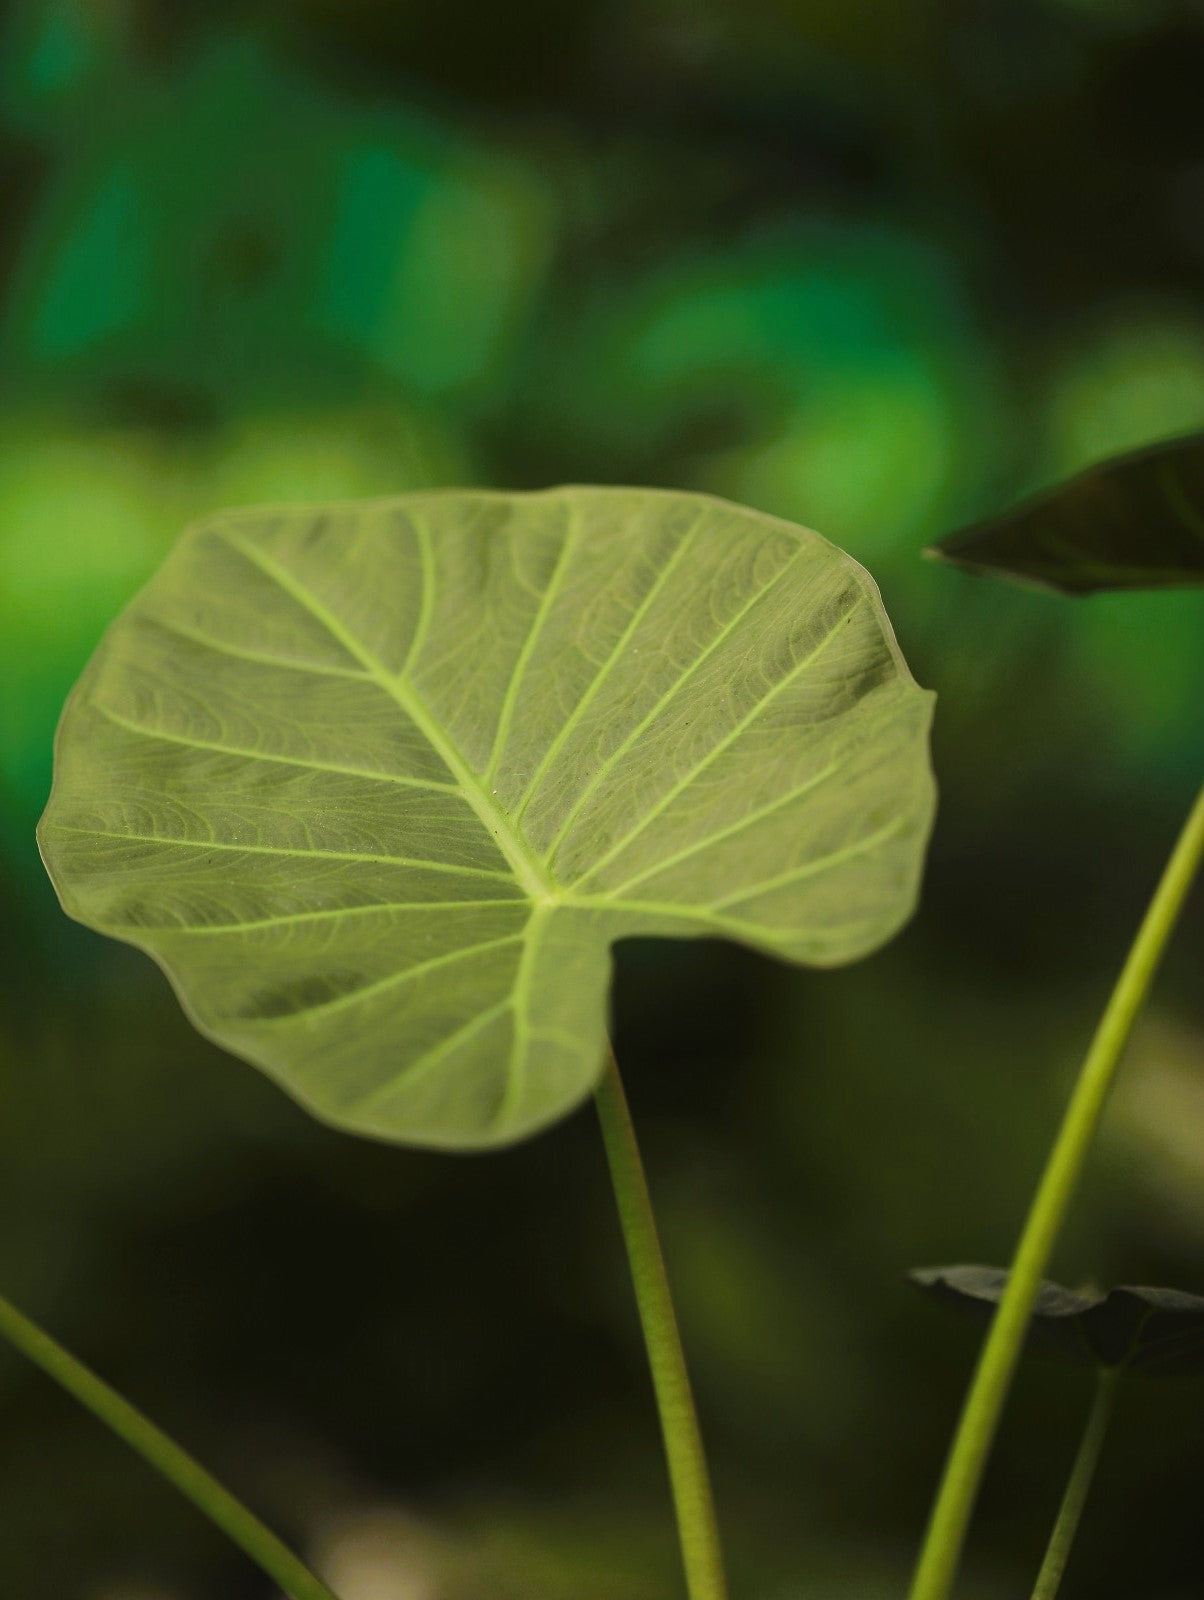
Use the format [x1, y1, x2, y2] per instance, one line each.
[911, 1265, 1204, 1375]
[40, 487, 935, 1149]
[930, 431, 1204, 594]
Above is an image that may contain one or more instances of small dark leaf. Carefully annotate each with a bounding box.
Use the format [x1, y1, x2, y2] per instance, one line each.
[929, 432, 1204, 594]
[909, 1265, 1204, 1375]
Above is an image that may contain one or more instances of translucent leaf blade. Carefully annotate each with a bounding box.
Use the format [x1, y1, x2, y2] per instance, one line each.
[40, 487, 935, 1149]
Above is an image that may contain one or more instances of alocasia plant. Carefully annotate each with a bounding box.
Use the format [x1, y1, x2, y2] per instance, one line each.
[7, 486, 936, 1599]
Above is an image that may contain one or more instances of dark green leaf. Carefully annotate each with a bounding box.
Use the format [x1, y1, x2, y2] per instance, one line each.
[39, 487, 935, 1151]
[929, 432, 1204, 594]
[910, 1265, 1204, 1374]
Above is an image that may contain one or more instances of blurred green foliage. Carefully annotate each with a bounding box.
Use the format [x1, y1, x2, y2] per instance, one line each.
[1, 2, 1202, 1597]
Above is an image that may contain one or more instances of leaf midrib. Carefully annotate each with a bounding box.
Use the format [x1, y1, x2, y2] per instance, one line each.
[218, 527, 559, 907]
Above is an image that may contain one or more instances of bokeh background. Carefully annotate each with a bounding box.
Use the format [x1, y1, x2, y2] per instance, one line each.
[2, 2, 1203, 1596]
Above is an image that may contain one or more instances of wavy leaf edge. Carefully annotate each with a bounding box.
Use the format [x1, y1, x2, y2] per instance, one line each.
[40, 485, 936, 1149]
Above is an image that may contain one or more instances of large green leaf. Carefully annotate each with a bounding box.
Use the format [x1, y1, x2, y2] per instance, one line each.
[930, 432, 1204, 594]
[39, 487, 934, 1149]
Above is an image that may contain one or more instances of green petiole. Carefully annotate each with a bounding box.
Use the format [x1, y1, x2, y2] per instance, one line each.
[0, 1290, 339, 1600]
[595, 1045, 729, 1600]
[909, 782, 1204, 1600]
[1030, 1365, 1119, 1600]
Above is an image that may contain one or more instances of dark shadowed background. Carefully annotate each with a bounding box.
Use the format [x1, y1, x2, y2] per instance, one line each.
[1, 2, 1202, 1597]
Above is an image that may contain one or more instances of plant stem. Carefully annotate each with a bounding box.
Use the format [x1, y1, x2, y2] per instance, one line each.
[909, 781, 1204, 1600]
[0, 1290, 339, 1600]
[594, 1046, 728, 1600]
[1030, 1366, 1119, 1600]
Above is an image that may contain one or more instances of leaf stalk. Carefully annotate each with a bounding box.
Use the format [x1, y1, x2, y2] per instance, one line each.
[594, 1046, 728, 1600]
[0, 1291, 339, 1600]
[908, 781, 1204, 1600]
[1030, 1366, 1119, 1600]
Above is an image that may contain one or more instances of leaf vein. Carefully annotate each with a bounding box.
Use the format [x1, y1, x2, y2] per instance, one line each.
[138, 616, 369, 679]
[511, 511, 708, 824]
[596, 756, 845, 897]
[484, 509, 579, 785]
[48, 824, 513, 879]
[543, 541, 811, 862]
[708, 814, 909, 911]
[92, 703, 461, 794]
[493, 905, 549, 1132]
[141, 898, 524, 936]
[347, 1000, 512, 1115]
[562, 593, 866, 882]
[250, 932, 524, 1025]
[399, 512, 437, 678]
